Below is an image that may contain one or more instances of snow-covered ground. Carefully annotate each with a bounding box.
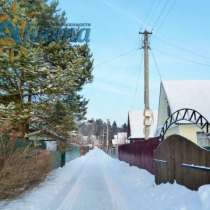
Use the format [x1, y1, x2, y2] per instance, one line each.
[1, 148, 210, 210]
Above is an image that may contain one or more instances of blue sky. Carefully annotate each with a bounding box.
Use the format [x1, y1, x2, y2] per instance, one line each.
[58, 0, 210, 125]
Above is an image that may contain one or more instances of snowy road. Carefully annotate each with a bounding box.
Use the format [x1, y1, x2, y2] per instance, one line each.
[55, 151, 114, 210]
[1, 148, 210, 210]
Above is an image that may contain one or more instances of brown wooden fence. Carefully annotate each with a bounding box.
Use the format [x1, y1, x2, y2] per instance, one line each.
[80, 146, 90, 156]
[154, 135, 210, 190]
[118, 137, 160, 174]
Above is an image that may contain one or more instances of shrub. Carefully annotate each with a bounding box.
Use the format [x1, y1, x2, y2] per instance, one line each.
[0, 135, 52, 200]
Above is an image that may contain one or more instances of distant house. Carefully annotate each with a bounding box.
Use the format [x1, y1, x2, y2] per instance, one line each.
[112, 132, 127, 146]
[127, 111, 157, 141]
[156, 80, 210, 147]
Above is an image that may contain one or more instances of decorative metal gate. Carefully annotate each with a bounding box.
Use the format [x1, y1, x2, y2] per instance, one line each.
[159, 108, 210, 141]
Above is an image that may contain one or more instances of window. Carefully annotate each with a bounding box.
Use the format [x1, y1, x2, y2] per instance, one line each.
[197, 132, 210, 148]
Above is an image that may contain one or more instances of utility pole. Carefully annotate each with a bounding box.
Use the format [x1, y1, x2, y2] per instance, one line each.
[106, 119, 109, 152]
[139, 30, 153, 139]
[102, 126, 105, 149]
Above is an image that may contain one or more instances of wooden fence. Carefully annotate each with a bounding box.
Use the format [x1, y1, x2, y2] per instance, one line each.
[118, 137, 160, 174]
[80, 146, 90, 156]
[154, 135, 210, 190]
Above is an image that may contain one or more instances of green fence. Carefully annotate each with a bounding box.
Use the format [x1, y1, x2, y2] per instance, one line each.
[51, 145, 80, 169]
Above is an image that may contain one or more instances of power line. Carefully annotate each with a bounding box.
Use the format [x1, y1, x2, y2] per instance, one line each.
[101, 0, 145, 27]
[151, 0, 171, 30]
[144, 0, 161, 30]
[154, 34, 210, 61]
[154, 0, 176, 33]
[154, 47, 210, 68]
[94, 48, 138, 68]
[151, 50, 163, 81]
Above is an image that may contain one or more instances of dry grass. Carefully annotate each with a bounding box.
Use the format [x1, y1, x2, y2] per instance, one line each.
[0, 148, 52, 200]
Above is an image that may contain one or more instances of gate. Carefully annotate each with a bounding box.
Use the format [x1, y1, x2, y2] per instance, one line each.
[154, 135, 210, 190]
[159, 108, 210, 141]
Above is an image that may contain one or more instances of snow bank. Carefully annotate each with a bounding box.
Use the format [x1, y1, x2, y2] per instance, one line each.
[0, 148, 209, 210]
[0, 156, 87, 210]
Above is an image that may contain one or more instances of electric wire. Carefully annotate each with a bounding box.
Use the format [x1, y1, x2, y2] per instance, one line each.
[154, 47, 210, 68]
[154, 34, 210, 61]
[154, 0, 176, 34]
[144, 0, 161, 30]
[101, 0, 145, 27]
[151, 0, 171, 30]
[94, 48, 138, 68]
[151, 50, 163, 81]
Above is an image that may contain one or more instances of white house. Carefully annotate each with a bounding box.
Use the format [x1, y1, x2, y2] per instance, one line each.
[112, 132, 127, 146]
[157, 80, 210, 147]
[127, 111, 157, 140]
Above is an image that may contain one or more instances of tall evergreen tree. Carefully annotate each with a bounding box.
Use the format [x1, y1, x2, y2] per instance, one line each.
[121, 123, 128, 133]
[0, 0, 93, 140]
[111, 121, 118, 139]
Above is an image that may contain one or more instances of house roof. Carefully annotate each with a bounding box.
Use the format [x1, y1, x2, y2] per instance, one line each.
[162, 80, 210, 121]
[128, 111, 157, 139]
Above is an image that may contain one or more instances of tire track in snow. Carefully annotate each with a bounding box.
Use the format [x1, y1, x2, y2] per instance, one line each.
[100, 158, 131, 210]
[47, 156, 87, 210]
[55, 155, 93, 210]
[56, 151, 115, 210]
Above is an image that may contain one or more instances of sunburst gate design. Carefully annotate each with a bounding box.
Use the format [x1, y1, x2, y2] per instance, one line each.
[160, 108, 210, 141]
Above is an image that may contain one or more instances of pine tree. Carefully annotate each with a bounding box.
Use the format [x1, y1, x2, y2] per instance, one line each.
[0, 0, 93, 140]
[111, 121, 118, 138]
